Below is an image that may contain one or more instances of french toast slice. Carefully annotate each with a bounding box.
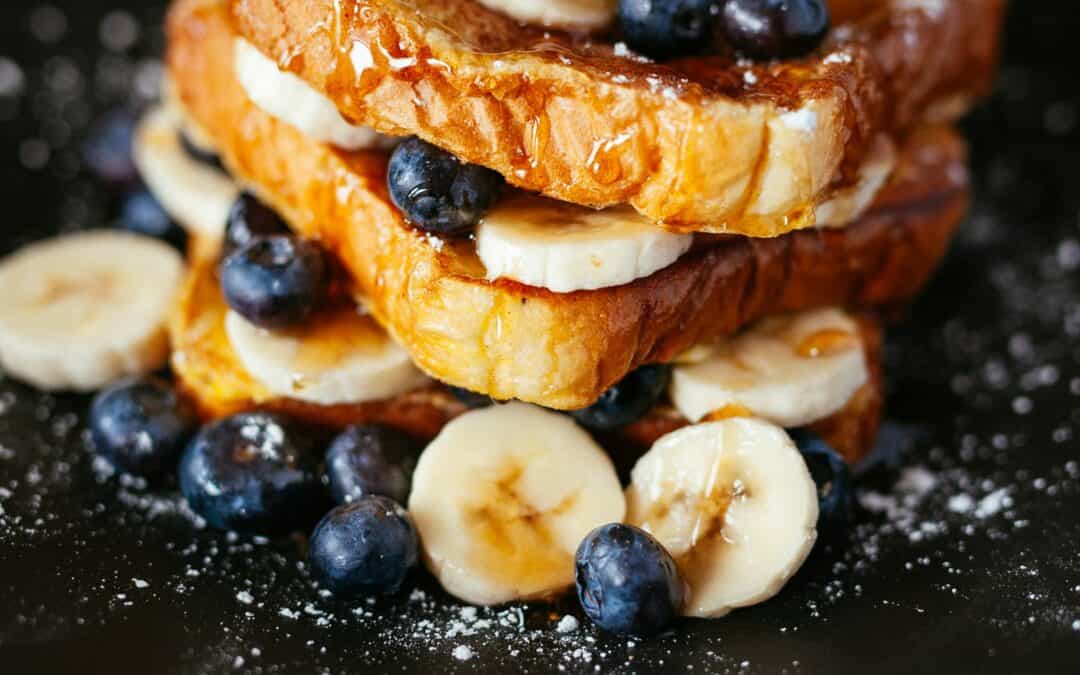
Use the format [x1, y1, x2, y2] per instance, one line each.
[170, 256, 882, 462]
[226, 0, 1002, 235]
[167, 0, 969, 410]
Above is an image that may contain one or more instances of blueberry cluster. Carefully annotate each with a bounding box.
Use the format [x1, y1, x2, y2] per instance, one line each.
[90, 380, 424, 597]
[618, 0, 830, 61]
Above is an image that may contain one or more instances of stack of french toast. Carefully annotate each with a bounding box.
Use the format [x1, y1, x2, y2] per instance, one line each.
[0, 0, 1005, 633]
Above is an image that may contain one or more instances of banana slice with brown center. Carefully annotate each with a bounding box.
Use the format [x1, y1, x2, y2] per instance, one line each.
[408, 403, 626, 605]
[626, 419, 819, 618]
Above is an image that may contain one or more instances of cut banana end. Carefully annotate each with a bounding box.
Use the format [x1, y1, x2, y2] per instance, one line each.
[133, 105, 240, 240]
[475, 0, 616, 29]
[225, 307, 429, 406]
[409, 403, 626, 605]
[670, 307, 869, 428]
[816, 135, 897, 227]
[627, 419, 819, 618]
[0, 231, 184, 391]
[476, 194, 693, 293]
[234, 38, 389, 151]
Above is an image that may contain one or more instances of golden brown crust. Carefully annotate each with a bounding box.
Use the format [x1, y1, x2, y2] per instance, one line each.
[167, 0, 969, 410]
[226, 0, 1001, 234]
[171, 257, 882, 461]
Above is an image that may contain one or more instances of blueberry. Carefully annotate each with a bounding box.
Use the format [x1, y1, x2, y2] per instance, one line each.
[223, 193, 290, 258]
[309, 496, 419, 596]
[618, 0, 719, 60]
[119, 189, 188, 253]
[790, 428, 852, 532]
[89, 376, 199, 478]
[575, 523, 684, 636]
[179, 131, 225, 171]
[178, 412, 327, 533]
[571, 365, 672, 431]
[720, 0, 830, 59]
[447, 385, 494, 409]
[83, 109, 138, 187]
[221, 235, 330, 329]
[387, 137, 504, 236]
[325, 425, 421, 504]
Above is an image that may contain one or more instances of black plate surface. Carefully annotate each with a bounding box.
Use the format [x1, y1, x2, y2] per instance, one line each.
[1, 2, 1078, 673]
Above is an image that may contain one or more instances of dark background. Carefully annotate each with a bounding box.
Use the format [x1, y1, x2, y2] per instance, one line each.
[1, 2, 1078, 673]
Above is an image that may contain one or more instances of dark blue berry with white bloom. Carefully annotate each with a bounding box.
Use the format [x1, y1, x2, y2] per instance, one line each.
[119, 189, 188, 253]
[619, 0, 719, 60]
[89, 376, 198, 478]
[790, 428, 852, 532]
[221, 235, 329, 330]
[309, 496, 419, 596]
[387, 137, 504, 236]
[571, 365, 672, 431]
[324, 425, 421, 505]
[178, 412, 327, 534]
[575, 523, 684, 636]
[720, 0, 830, 59]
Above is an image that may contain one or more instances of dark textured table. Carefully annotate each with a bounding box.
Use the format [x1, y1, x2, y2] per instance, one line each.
[1, 2, 1078, 673]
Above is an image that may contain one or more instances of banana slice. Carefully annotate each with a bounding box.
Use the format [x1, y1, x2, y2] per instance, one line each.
[626, 419, 818, 618]
[234, 38, 388, 151]
[670, 308, 868, 427]
[0, 231, 183, 391]
[816, 136, 896, 227]
[476, 0, 616, 29]
[476, 194, 693, 293]
[133, 105, 240, 239]
[409, 402, 626, 605]
[224, 307, 429, 406]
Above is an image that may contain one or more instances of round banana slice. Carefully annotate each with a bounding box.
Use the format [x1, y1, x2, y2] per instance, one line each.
[409, 402, 626, 605]
[133, 105, 240, 239]
[234, 38, 388, 151]
[626, 419, 819, 618]
[0, 231, 184, 391]
[476, 0, 616, 29]
[476, 195, 693, 293]
[224, 308, 429, 406]
[670, 307, 868, 427]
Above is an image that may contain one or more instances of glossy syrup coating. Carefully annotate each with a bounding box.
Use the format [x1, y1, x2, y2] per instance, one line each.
[227, 0, 1003, 234]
